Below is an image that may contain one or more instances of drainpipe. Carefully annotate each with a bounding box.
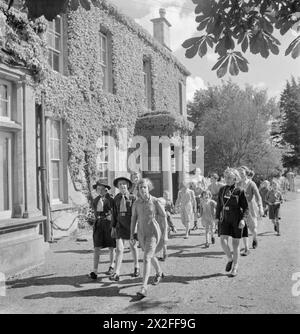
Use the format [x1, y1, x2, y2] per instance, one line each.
[40, 91, 50, 242]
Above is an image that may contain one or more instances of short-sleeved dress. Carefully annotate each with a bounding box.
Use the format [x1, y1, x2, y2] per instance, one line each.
[265, 189, 283, 220]
[92, 193, 116, 248]
[243, 180, 263, 231]
[175, 188, 196, 228]
[131, 196, 168, 259]
[200, 199, 217, 229]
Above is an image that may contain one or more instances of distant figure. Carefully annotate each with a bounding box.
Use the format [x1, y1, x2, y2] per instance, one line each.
[208, 173, 223, 202]
[266, 180, 283, 236]
[259, 180, 271, 217]
[286, 170, 295, 192]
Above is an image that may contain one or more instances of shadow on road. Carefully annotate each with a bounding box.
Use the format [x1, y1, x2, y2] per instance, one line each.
[168, 250, 224, 259]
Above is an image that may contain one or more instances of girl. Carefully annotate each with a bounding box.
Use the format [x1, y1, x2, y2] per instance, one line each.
[199, 190, 217, 248]
[110, 176, 140, 281]
[265, 180, 283, 236]
[259, 180, 270, 217]
[216, 168, 248, 277]
[131, 178, 168, 298]
[175, 181, 197, 239]
[89, 181, 116, 280]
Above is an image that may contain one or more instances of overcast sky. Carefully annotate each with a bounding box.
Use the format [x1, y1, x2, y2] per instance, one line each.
[109, 0, 300, 102]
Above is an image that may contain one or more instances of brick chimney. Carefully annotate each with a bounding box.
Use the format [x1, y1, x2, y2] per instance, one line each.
[151, 8, 172, 51]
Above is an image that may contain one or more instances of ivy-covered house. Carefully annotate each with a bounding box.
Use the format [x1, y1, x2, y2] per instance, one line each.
[0, 0, 192, 276]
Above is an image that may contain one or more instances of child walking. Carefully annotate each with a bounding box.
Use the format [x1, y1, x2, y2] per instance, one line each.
[175, 182, 197, 239]
[199, 190, 217, 247]
[259, 180, 270, 217]
[158, 190, 177, 261]
[265, 180, 283, 236]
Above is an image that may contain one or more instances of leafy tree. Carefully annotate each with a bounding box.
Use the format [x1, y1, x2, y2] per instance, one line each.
[188, 81, 282, 176]
[275, 77, 300, 169]
[182, 0, 300, 78]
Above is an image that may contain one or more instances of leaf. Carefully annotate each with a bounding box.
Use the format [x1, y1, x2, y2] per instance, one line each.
[185, 44, 200, 58]
[224, 33, 234, 50]
[197, 17, 210, 31]
[229, 57, 239, 76]
[198, 40, 207, 57]
[8, 0, 14, 10]
[291, 41, 300, 59]
[280, 21, 293, 36]
[241, 35, 249, 52]
[285, 36, 300, 56]
[216, 57, 230, 78]
[211, 55, 227, 71]
[182, 37, 202, 49]
[235, 56, 249, 72]
[80, 0, 91, 10]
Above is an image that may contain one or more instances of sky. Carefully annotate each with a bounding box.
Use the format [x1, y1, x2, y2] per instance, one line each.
[109, 0, 300, 102]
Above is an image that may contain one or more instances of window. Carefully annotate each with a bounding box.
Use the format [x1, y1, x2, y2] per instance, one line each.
[96, 130, 110, 184]
[100, 32, 108, 91]
[0, 132, 12, 219]
[49, 119, 63, 203]
[179, 82, 183, 115]
[0, 80, 11, 120]
[143, 59, 152, 110]
[47, 17, 62, 72]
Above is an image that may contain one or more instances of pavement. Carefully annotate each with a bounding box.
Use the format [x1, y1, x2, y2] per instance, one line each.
[1, 178, 300, 314]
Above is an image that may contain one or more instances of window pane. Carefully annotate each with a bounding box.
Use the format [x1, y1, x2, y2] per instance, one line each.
[52, 180, 60, 199]
[48, 20, 54, 31]
[0, 136, 10, 211]
[0, 100, 8, 117]
[51, 121, 61, 139]
[102, 65, 107, 90]
[53, 52, 60, 72]
[0, 85, 7, 99]
[52, 161, 60, 179]
[55, 18, 61, 33]
[48, 51, 53, 68]
[55, 35, 61, 51]
[51, 139, 60, 159]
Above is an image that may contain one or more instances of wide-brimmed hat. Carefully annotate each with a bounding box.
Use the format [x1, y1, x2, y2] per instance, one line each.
[93, 181, 111, 190]
[113, 177, 132, 189]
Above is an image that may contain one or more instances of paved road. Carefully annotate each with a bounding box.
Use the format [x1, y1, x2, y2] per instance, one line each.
[1, 180, 300, 314]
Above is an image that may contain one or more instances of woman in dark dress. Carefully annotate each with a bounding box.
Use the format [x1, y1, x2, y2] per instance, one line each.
[89, 181, 116, 280]
[216, 168, 248, 277]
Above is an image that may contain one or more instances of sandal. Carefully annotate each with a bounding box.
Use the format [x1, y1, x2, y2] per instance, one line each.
[136, 287, 147, 298]
[229, 265, 238, 277]
[132, 267, 140, 278]
[109, 273, 120, 281]
[89, 272, 97, 280]
[152, 272, 165, 285]
[105, 266, 114, 275]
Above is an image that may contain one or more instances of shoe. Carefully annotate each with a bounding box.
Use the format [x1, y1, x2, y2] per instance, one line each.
[225, 261, 233, 272]
[277, 232, 281, 236]
[205, 242, 209, 248]
[158, 254, 167, 261]
[241, 249, 250, 256]
[152, 272, 165, 285]
[252, 240, 258, 249]
[132, 267, 140, 277]
[136, 287, 147, 298]
[274, 225, 277, 232]
[105, 266, 114, 275]
[184, 235, 189, 239]
[229, 265, 238, 277]
[109, 273, 120, 281]
[211, 237, 215, 244]
[215, 229, 218, 234]
[89, 272, 97, 280]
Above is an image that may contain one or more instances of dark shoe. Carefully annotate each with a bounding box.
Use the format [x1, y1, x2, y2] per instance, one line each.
[205, 242, 209, 248]
[158, 254, 167, 261]
[105, 266, 114, 275]
[132, 267, 140, 278]
[109, 273, 120, 281]
[215, 229, 218, 234]
[89, 272, 97, 280]
[225, 261, 233, 272]
[241, 249, 250, 256]
[152, 273, 165, 285]
[211, 237, 215, 244]
[136, 287, 147, 298]
[252, 240, 258, 249]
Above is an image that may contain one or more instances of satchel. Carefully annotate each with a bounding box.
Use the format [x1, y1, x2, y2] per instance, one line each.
[111, 227, 117, 239]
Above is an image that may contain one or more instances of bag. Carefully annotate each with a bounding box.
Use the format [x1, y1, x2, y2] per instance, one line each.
[111, 227, 117, 239]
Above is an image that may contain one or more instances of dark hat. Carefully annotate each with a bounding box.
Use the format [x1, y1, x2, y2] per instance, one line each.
[113, 177, 132, 189]
[93, 181, 111, 190]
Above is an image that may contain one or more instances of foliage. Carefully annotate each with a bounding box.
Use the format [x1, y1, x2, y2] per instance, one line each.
[188, 80, 283, 177]
[272, 77, 300, 169]
[182, 0, 300, 78]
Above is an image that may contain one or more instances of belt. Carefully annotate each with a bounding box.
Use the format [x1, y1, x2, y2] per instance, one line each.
[120, 212, 127, 217]
[224, 206, 230, 211]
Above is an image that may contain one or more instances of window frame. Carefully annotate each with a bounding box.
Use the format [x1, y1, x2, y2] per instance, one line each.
[0, 79, 12, 122]
[143, 59, 152, 110]
[47, 118, 64, 205]
[96, 130, 111, 185]
[47, 16, 63, 73]
[0, 131, 13, 220]
[179, 81, 184, 115]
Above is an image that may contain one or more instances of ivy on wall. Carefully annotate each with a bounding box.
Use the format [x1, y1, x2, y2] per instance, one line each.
[0, 0, 191, 197]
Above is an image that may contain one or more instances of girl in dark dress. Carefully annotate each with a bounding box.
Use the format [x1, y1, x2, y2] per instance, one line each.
[216, 168, 248, 277]
[89, 181, 116, 280]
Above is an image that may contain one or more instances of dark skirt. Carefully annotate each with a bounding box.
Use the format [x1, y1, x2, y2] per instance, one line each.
[268, 203, 280, 220]
[93, 219, 116, 248]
